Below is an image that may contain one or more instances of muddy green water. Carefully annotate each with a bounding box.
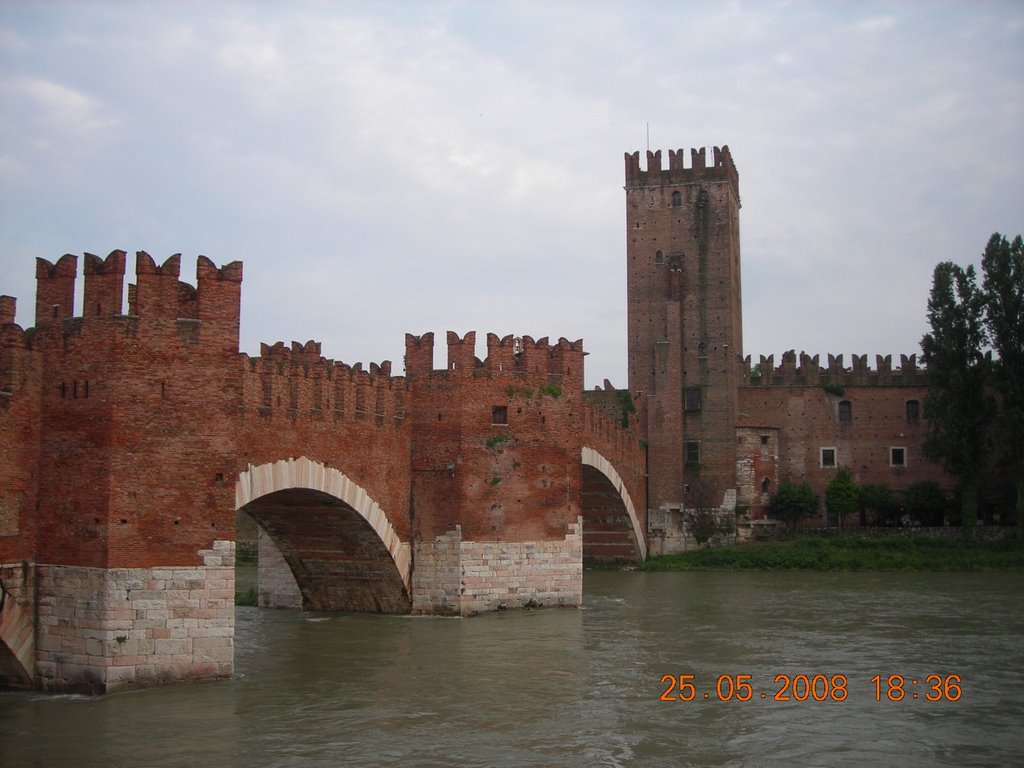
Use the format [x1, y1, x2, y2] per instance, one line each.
[2, 571, 1022, 767]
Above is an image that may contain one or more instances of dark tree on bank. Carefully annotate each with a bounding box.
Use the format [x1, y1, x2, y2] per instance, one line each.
[920, 261, 992, 539]
[980, 233, 1024, 531]
[769, 481, 817, 529]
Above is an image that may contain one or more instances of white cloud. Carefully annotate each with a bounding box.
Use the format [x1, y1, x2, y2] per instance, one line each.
[13, 76, 119, 133]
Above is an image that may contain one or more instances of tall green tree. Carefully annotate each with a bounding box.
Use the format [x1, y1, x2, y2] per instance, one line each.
[981, 233, 1024, 530]
[920, 261, 992, 539]
[825, 468, 859, 527]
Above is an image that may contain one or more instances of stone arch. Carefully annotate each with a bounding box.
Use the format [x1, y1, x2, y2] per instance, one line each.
[581, 447, 647, 562]
[235, 457, 411, 596]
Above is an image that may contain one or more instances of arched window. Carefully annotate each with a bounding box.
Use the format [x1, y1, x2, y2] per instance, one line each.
[761, 477, 771, 493]
[838, 400, 852, 422]
[655, 250, 663, 264]
[906, 399, 919, 423]
[671, 191, 681, 207]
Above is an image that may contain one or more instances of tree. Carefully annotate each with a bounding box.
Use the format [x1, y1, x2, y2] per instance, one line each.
[904, 480, 949, 527]
[859, 483, 896, 526]
[920, 261, 992, 539]
[825, 467, 859, 527]
[981, 233, 1024, 531]
[769, 481, 817, 529]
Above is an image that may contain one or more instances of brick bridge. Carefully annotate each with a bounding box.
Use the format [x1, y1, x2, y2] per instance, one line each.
[0, 251, 646, 692]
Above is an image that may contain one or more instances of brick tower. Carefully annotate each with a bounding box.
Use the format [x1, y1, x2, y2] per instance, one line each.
[625, 146, 743, 512]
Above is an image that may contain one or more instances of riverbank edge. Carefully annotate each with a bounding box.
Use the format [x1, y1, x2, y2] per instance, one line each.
[632, 534, 1024, 572]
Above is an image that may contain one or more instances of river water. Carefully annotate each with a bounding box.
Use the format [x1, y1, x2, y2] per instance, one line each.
[2, 571, 1022, 767]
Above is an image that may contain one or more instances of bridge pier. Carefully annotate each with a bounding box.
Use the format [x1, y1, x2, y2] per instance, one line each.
[411, 520, 583, 616]
[3, 543, 236, 694]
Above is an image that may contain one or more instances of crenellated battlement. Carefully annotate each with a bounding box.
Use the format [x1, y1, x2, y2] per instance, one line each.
[242, 340, 406, 425]
[739, 350, 926, 387]
[30, 251, 242, 345]
[0, 296, 33, 399]
[404, 330, 585, 388]
[624, 145, 739, 196]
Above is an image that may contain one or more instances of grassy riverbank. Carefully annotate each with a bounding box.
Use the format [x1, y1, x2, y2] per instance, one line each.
[638, 535, 1024, 572]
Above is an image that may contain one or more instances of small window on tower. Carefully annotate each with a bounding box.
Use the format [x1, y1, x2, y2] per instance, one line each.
[655, 250, 664, 264]
[906, 400, 919, 423]
[684, 441, 700, 466]
[491, 405, 508, 425]
[671, 191, 682, 207]
[685, 387, 702, 411]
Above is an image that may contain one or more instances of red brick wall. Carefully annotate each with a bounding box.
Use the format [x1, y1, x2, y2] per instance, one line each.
[737, 368, 948, 523]
[407, 332, 585, 543]
[0, 297, 40, 564]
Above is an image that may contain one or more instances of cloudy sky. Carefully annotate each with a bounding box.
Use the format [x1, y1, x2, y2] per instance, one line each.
[1, 1, 1021, 388]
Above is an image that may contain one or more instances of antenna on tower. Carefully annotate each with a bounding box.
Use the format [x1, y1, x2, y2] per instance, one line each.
[646, 122, 650, 152]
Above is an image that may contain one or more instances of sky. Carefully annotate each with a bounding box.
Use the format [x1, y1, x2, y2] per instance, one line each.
[1, 1, 1021, 389]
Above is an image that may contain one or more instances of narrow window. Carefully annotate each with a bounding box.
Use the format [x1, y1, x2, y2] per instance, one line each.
[761, 477, 771, 493]
[671, 190, 681, 207]
[685, 387, 702, 411]
[684, 441, 700, 466]
[760, 435, 769, 446]
[655, 250, 664, 265]
[820, 447, 837, 468]
[697, 342, 708, 359]
[906, 400, 919, 423]
[838, 400, 852, 422]
[890, 447, 906, 467]
[491, 405, 508, 425]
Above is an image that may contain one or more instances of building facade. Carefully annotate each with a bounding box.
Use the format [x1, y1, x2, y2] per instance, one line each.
[624, 147, 949, 544]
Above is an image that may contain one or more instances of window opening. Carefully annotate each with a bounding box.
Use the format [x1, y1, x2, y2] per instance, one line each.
[820, 447, 837, 468]
[906, 400, 919, 423]
[684, 441, 700, 466]
[685, 387, 702, 411]
[838, 400, 852, 422]
[890, 447, 906, 467]
[491, 405, 508, 425]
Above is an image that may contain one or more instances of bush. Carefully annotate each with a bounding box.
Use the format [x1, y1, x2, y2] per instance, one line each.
[769, 481, 818, 528]
[860, 483, 896, 525]
[904, 480, 949, 526]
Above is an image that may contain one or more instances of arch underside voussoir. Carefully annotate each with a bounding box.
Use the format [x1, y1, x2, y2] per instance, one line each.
[236, 457, 411, 612]
[581, 447, 646, 562]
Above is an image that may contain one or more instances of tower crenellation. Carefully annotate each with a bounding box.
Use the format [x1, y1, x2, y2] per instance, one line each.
[625, 145, 739, 197]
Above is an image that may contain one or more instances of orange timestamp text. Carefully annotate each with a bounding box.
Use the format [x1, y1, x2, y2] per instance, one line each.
[659, 674, 962, 702]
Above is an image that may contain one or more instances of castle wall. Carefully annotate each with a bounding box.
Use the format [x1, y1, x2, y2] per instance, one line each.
[737, 351, 948, 523]
[29, 252, 244, 570]
[406, 332, 586, 545]
[0, 296, 40, 565]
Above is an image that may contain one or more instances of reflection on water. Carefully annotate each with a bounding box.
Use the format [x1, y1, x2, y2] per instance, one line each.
[2, 571, 1023, 767]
